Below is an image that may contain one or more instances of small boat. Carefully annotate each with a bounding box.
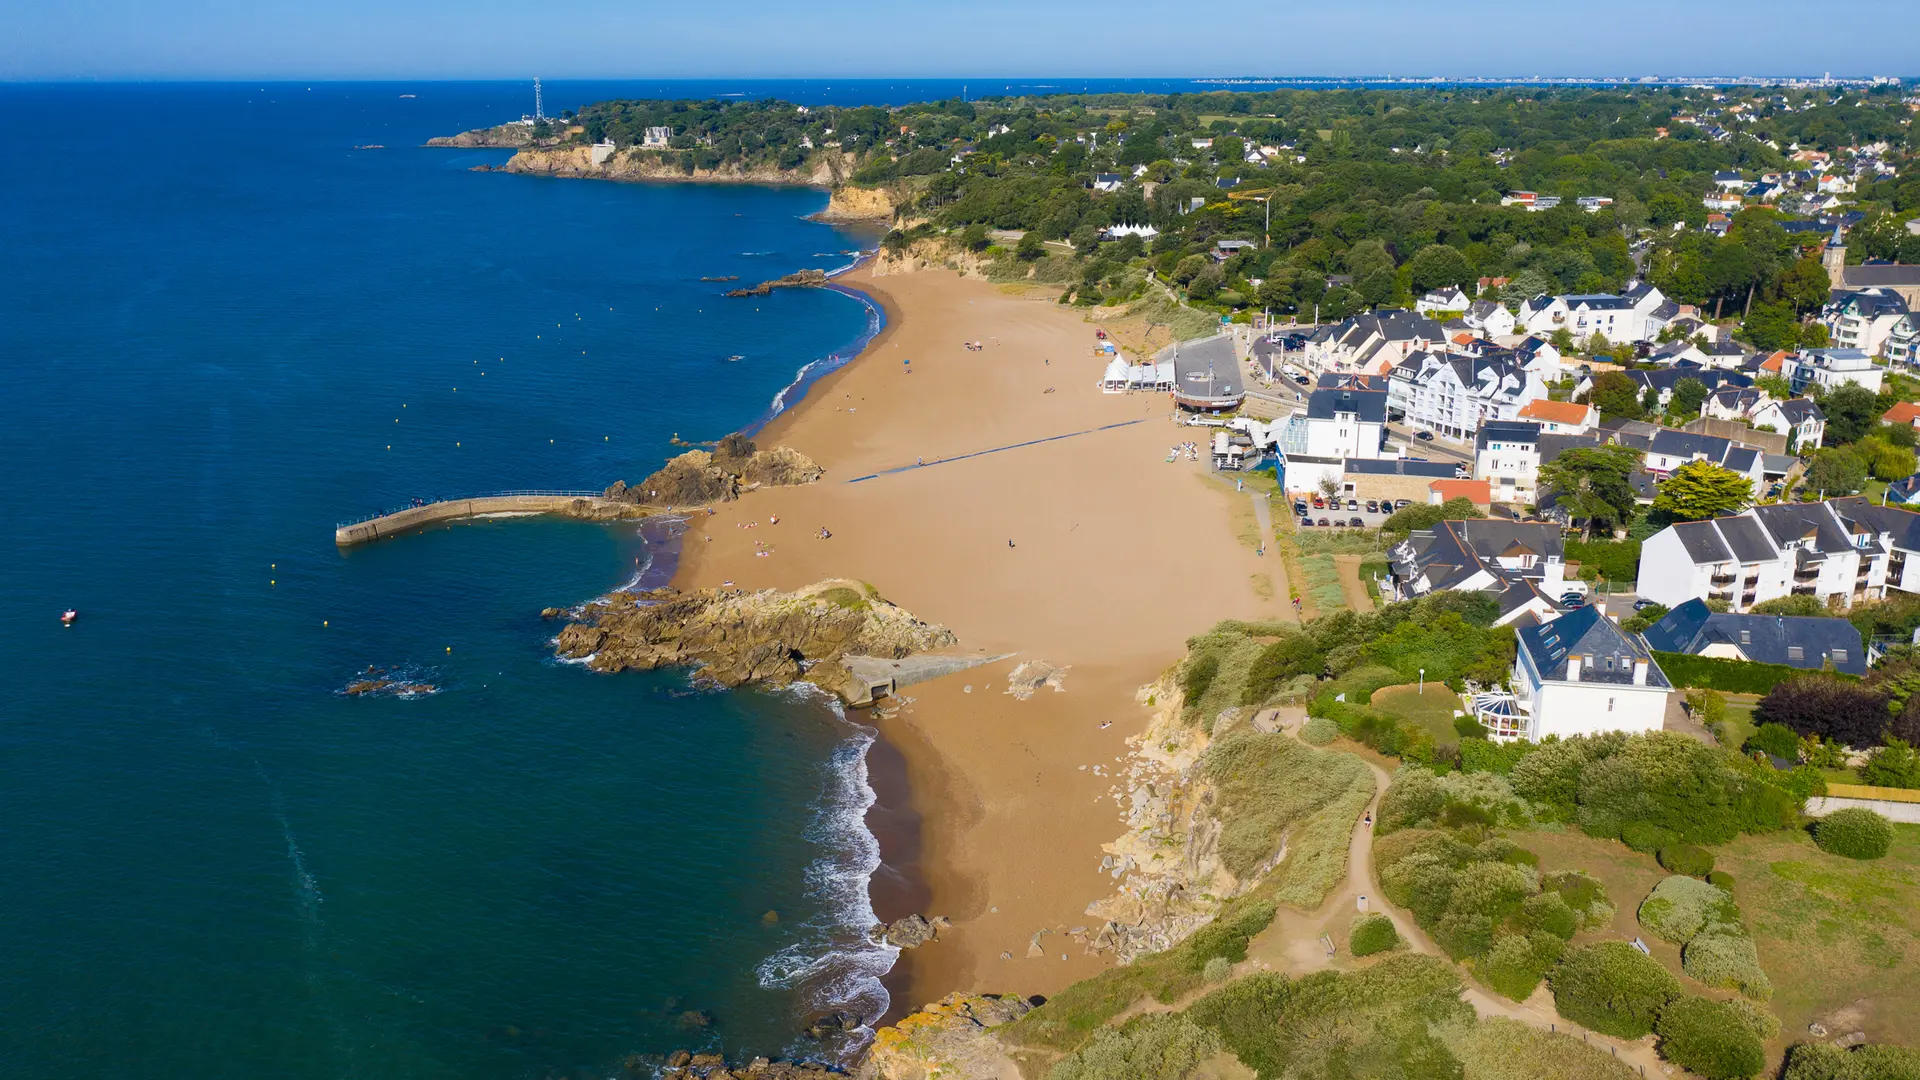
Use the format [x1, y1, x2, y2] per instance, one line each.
[61, 609, 77, 626]
[726, 355, 743, 362]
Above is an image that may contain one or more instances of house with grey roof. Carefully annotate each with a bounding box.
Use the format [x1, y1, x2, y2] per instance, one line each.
[1385, 518, 1569, 627]
[1635, 498, 1920, 612]
[1301, 310, 1448, 377]
[1749, 397, 1826, 449]
[1508, 606, 1672, 742]
[1387, 350, 1546, 440]
[1642, 598, 1866, 676]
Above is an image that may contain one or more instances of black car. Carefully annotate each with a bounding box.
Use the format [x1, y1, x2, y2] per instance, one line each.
[1293, 501, 1309, 516]
[1633, 598, 1661, 611]
[1317, 517, 1330, 527]
[1300, 516, 1315, 527]
[1331, 518, 1346, 527]
[1415, 430, 1435, 441]
[1560, 593, 1587, 608]
[1349, 516, 1365, 527]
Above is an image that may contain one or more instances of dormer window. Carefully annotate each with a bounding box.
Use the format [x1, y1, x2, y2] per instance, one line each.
[1740, 630, 1751, 645]
[1788, 646, 1804, 660]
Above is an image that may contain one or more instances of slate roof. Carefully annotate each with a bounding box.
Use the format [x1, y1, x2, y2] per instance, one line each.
[1846, 264, 1920, 288]
[1751, 502, 1856, 555]
[1517, 606, 1671, 687]
[1476, 420, 1542, 450]
[1777, 398, 1825, 425]
[1346, 458, 1460, 478]
[1642, 598, 1867, 675]
[1306, 386, 1389, 423]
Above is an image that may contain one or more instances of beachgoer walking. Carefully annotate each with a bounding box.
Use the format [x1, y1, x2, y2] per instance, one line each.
[1008, 539, 1016, 549]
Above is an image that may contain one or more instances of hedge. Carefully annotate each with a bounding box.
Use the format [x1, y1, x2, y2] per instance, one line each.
[1655, 996, 1767, 1080]
[1653, 651, 1858, 694]
[1658, 845, 1716, 877]
[1548, 941, 1681, 1039]
[1349, 913, 1403, 957]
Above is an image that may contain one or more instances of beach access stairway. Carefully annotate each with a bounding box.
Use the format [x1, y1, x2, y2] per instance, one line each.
[335, 491, 636, 547]
[841, 652, 1016, 706]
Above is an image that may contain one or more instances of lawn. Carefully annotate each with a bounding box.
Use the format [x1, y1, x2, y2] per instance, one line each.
[1716, 693, 1762, 751]
[1523, 820, 1920, 1069]
[1368, 682, 1466, 748]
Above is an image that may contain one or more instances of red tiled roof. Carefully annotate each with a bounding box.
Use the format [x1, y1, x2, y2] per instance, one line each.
[1518, 399, 1594, 425]
[1429, 479, 1492, 506]
[1885, 401, 1920, 425]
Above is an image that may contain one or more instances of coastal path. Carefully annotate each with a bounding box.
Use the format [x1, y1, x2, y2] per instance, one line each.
[1248, 709, 1666, 1077]
[843, 418, 1152, 483]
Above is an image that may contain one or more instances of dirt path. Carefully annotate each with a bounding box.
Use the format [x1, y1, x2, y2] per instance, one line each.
[1332, 554, 1374, 613]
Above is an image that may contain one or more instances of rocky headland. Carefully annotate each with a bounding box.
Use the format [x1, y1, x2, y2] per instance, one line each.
[725, 270, 829, 298]
[603, 435, 822, 508]
[424, 123, 538, 149]
[861, 994, 1034, 1080]
[546, 579, 958, 701]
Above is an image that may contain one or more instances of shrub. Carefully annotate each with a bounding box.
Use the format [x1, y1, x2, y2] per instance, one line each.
[1707, 870, 1736, 891]
[1637, 875, 1739, 945]
[1861, 738, 1920, 789]
[1520, 891, 1578, 939]
[1180, 652, 1221, 709]
[1549, 941, 1682, 1039]
[1756, 676, 1893, 747]
[1544, 871, 1615, 930]
[1300, 716, 1339, 746]
[1377, 766, 1445, 833]
[1655, 996, 1768, 1080]
[1477, 931, 1565, 1002]
[1658, 845, 1716, 877]
[1201, 956, 1233, 984]
[1620, 819, 1680, 853]
[1746, 722, 1803, 762]
[1349, 913, 1403, 957]
[1814, 808, 1895, 860]
[1782, 1041, 1920, 1080]
[1683, 928, 1774, 1000]
[1442, 1015, 1651, 1080]
[1046, 1011, 1222, 1080]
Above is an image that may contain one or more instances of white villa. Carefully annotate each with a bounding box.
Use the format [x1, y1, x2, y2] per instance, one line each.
[1504, 607, 1672, 742]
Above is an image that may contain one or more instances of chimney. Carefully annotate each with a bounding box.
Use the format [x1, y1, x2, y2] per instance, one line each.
[1542, 555, 1566, 596]
[1595, 597, 1609, 620]
[1566, 654, 1582, 682]
[1633, 658, 1649, 685]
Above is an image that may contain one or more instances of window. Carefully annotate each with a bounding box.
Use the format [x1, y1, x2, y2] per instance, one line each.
[1740, 630, 1751, 645]
[1834, 649, 1849, 663]
[1608, 698, 1615, 712]
[1788, 646, 1804, 660]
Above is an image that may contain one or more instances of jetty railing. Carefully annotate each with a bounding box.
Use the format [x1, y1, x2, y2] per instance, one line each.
[336, 490, 605, 529]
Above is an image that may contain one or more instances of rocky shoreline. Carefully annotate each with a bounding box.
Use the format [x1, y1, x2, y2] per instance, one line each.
[725, 270, 830, 298]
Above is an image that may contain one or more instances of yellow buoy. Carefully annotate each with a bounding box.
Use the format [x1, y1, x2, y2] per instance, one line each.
[323, 620, 328, 627]
[446, 646, 452, 653]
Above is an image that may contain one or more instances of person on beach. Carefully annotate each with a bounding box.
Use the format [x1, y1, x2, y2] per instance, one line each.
[1008, 539, 1016, 548]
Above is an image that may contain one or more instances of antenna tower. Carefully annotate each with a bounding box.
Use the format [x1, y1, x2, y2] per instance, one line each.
[534, 78, 545, 121]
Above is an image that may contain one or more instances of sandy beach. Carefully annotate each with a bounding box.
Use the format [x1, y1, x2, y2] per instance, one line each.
[674, 267, 1286, 1014]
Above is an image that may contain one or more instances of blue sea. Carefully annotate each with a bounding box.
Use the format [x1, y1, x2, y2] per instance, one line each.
[0, 81, 932, 1078]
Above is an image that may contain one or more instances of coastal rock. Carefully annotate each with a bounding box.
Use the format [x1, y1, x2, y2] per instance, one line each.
[803, 1011, 861, 1040]
[725, 270, 829, 298]
[604, 435, 821, 507]
[489, 144, 858, 188]
[814, 185, 898, 222]
[1003, 661, 1069, 700]
[550, 578, 957, 702]
[425, 124, 537, 149]
[861, 993, 1031, 1080]
[869, 913, 948, 949]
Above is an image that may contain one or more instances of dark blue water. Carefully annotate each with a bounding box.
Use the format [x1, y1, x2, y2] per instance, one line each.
[0, 83, 903, 1077]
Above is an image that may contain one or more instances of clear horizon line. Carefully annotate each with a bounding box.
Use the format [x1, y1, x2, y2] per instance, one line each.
[3, 72, 1916, 85]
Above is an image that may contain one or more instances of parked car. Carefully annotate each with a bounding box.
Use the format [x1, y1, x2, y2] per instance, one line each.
[1346, 499, 1359, 511]
[1633, 598, 1661, 611]
[1292, 374, 1310, 386]
[1293, 501, 1309, 516]
[1560, 592, 1587, 608]
[1415, 430, 1435, 441]
[1393, 498, 1412, 508]
[1311, 496, 1325, 509]
[1300, 516, 1315, 527]
[1365, 500, 1379, 513]
[1349, 516, 1365, 527]
[1331, 518, 1346, 527]
[1317, 517, 1330, 527]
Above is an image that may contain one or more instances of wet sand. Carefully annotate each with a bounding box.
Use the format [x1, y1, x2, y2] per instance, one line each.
[674, 267, 1283, 1013]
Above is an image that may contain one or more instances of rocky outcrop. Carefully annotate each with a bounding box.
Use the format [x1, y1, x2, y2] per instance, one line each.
[425, 124, 538, 148]
[726, 270, 829, 297]
[869, 914, 950, 949]
[603, 436, 822, 507]
[547, 579, 957, 701]
[1075, 675, 1241, 963]
[637, 1050, 847, 1078]
[814, 185, 897, 221]
[861, 994, 1031, 1080]
[491, 145, 857, 188]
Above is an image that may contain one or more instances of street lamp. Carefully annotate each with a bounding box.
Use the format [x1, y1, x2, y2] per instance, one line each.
[1419, 668, 1425, 695]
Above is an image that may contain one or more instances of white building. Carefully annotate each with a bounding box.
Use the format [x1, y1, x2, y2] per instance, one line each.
[642, 126, 673, 148]
[1824, 289, 1910, 356]
[1385, 519, 1570, 627]
[1464, 300, 1518, 339]
[1474, 420, 1546, 505]
[1783, 348, 1886, 394]
[1300, 310, 1448, 377]
[1508, 607, 1672, 742]
[1415, 286, 1472, 314]
[1516, 398, 1598, 434]
[1516, 283, 1675, 345]
[1634, 499, 1920, 612]
[1387, 351, 1547, 440]
[1749, 398, 1827, 450]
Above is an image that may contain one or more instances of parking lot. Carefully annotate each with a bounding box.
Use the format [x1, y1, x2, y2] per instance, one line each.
[1287, 495, 1402, 530]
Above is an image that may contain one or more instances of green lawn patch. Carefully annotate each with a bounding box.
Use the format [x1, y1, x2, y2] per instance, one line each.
[1369, 683, 1466, 748]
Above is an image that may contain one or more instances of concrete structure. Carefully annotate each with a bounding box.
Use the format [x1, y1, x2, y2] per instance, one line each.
[1510, 607, 1672, 742]
[1784, 348, 1886, 394]
[1341, 457, 1464, 505]
[335, 492, 641, 547]
[1159, 334, 1244, 411]
[1474, 419, 1545, 505]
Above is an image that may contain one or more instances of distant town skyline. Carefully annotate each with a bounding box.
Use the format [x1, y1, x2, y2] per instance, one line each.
[7, 0, 1919, 81]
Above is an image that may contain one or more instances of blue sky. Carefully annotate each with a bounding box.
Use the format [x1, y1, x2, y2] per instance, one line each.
[6, 0, 1917, 80]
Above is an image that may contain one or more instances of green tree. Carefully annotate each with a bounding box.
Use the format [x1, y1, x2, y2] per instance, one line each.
[1653, 460, 1753, 522]
[1824, 384, 1882, 445]
[1806, 446, 1868, 495]
[1406, 243, 1474, 295]
[1586, 371, 1644, 420]
[1016, 231, 1046, 261]
[1754, 374, 1793, 400]
[1670, 377, 1710, 419]
[1538, 444, 1644, 539]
